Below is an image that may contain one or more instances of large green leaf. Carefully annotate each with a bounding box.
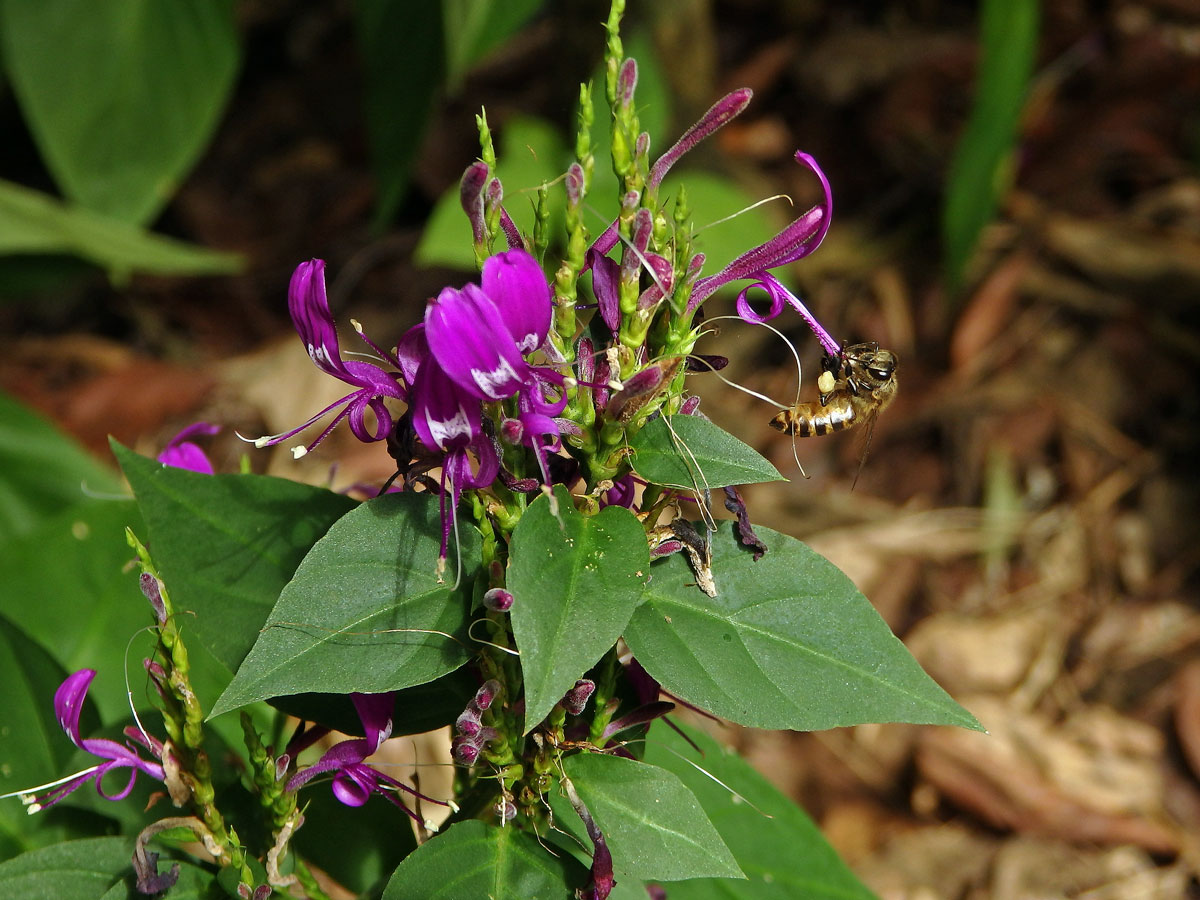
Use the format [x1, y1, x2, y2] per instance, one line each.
[560, 753, 743, 883]
[630, 414, 784, 490]
[0, 0, 239, 225]
[210, 492, 479, 717]
[356, 0, 443, 229]
[645, 724, 876, 899]
[442, 0, 544, 88]
[114, 443, 358, 677]
[382, 819, 587, 899]
[0, 499, 149, 722]
[508, 487, 648, 729]
[942, 0, 1039, 291]
[0, 390, 123, 543]
[625, 522, 981, 731]
[0, 836, 131, 899]
[0, 179, 242, 277]
[0, 615, 82, 858]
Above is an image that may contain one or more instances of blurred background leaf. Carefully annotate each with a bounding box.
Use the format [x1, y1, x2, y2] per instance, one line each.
[0, 0, 240, 226]
[942, 0, 1039, 294]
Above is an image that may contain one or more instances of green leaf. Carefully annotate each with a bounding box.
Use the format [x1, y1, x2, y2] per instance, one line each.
[442, 0, 544, 88]
[625, 522, 981, 731]
[645, 723, 876, 899]
[382, 819, 586, 899]
[271, 667, 479, 737]
[0, 179, 243, 277]
[114, 442, 358, 677]
[293, 786, 416, 897]
[508, 487, 648, 729]
[630, 414, 784, 490]
[0, 0, 239, 225]
[210, 492, 479, 717]
[0, 390, 123, 543]
[416, 115, 568, 270]
[0, 499, 150, 722]
[942, 0, 1039, 292]
[561, 753, 743, 882]
[0, 615, 81, 857]
[356, 0, 443, 228]
[0, 836, 131, 899]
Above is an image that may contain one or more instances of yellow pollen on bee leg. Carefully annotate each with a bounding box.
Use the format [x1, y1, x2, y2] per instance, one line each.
[818, 371, 836, 395]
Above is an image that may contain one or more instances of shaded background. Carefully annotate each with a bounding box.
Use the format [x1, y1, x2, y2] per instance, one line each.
[1, 1, 1198, 896]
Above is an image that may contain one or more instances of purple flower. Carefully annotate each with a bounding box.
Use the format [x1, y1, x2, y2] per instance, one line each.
[254, 260, 408, 456]
[689, 152, 841, 355]
[11, 670, 165, 813]
[286, 692, 448, 826]
[425, 249, 567, 486]
[425, 249, 551, 399]
[157, 422, 219, 474]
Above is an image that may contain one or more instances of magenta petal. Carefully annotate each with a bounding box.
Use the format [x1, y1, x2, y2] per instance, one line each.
[157, 442, 214, 475]
[289, 260, 350, 380]
[426, 284, 530, 400]
[54, 669, 96, 747]
[351, 692, 395, 752]
[411, 365, 481, 453]
[481, 249, 551, 353]
[589, 251, 621, 333]
[332, 769, 374, 807]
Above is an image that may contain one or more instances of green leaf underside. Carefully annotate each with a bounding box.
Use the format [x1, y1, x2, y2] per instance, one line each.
[508, 487, 649, 729]
[0, 390, 123, 543]
[625, 522, 981, 731]
[0, 0, 239, 225]
[114, 443, 358, 677]
[645, 724, 877, 899]
[210, 492, 479, 717]
[0, 836, 131, 899]
[381, 819, 587, 899]
[0, 178, 243, 276]
[562, 753, 743, 883]
[631, 415, 784, 490]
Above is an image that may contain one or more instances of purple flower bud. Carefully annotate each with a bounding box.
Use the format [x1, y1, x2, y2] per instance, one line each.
[589, 251, 621, 333]
[474, 680, 500, 711]
[460, 161, 489, 245]
[452, 736, 481, 765]
[566, 163, 584, 206]
[483, 588, 514, 612]
[562, 679, 595, 715]
[617, 58, 637, 105]
[500, 418, 524, 444]
[139, 573, 167, 623]
[635, 131, 650, 160]
[495, 797, 518, 823]
[621, 190, 639, 214]
[275, 754, 290, 782]
[455, 711, 482, 738]
[650, 539, 683, 559]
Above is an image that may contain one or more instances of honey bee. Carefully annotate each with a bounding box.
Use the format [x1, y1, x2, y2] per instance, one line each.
[769, 342, 898, 437]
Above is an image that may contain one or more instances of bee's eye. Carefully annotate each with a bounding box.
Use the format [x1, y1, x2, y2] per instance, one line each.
[869, 365, 893, 381]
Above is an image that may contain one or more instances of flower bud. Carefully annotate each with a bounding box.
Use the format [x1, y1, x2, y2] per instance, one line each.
[562, 679, 595, 715]
[140, 573, 167, 623]
[499, 419, 524, 445]
[452, 736, 480, 765]
[474, 680, 500, 711]
[483, 588, 514, 612]
[617, 58, 637, 106]
[455, 711, 482, 738]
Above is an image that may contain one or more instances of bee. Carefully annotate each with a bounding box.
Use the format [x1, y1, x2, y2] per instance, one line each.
[769, 342, 898, 438]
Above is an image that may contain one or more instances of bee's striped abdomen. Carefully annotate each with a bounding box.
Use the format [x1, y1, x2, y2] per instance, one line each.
[770, 394, 857, 436]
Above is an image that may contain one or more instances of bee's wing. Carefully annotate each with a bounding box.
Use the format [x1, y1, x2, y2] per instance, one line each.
[850, 405, 882, 491]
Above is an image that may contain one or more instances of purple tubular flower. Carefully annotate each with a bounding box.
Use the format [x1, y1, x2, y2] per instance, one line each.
[649, 88, 753, 191]
[18, 670, 165, 813]
[286, 692, 444, 823]
[483, 588, 514, 612]
[157, 422, 219, 474]
[259, 260, 407, 454]
[688, 152, 839, 354]
[589, 250, 621, 332]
